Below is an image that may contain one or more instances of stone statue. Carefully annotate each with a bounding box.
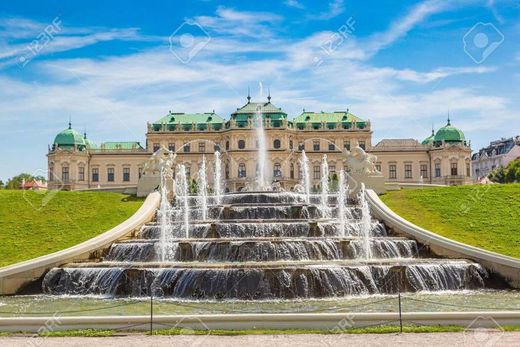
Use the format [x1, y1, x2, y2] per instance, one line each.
[142, 146, 176, 176]
[138, 146, 176, 197]
[347, 145, 378, 174]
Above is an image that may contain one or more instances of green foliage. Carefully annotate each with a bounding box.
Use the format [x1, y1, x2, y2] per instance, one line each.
[488, 158, 520, 183]
[5, 173, 46, 189]
[188, 178, 198, 194]
[0, 180, 4, 189]
[0, 191, 143, 266]
[39, 329, 114, 337]
[381, 184, 520, 258]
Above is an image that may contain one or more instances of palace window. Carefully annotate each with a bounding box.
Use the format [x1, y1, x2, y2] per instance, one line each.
[238, 163, 246, 178]
[185, 166, 191, 178]
[328, 143, 335, 151]
[49, 166, 54, 182]
[313, 140, 320, 151]
[78, 166, 85, 181]
[238, 140, 246, 149]
[92, 168, 99, 182]
[273, 139, 281, 149]
[466, 163, 471, 177]
[290, 163, 295, 179]
[153, 143, 160, 152]
[199, 142, 206, 153]
[225, 141, 230, 151]
[62, 166, 69, 183]
[404, 164, 412, 179]
[273, 163, 282, 178]
[225, 164, 230, 179]
[344, 141, 350, 151]
[435, 163, 441, 177]
[451, 162, 458, 176]
[138, 167, 143, 179]
[359, 140, 366, 150]
[289, 140, 293, 150]
[389, 164, 397, 179]
[184, 143, 190, 153]
[298, 142, 305, 151]
[420, 164, 428, 178]
[123, 167, 130, 182]
[313, 165, 320, 180]
[168, 143, 175, 152]
[375, 164, 382, 173]
[107, 168, 115, 182]
[329, 165, 336, 174]
[214, 144, 220, 152]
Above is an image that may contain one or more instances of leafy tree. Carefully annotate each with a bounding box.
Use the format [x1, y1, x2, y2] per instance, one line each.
[488, 158, 520, 183]
[4, 173, 47, 189]
[0, 180, 4, 189]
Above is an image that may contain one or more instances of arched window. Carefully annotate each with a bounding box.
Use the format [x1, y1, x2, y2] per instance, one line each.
[225, 164, 230, 179]
[273, 163, 282, 178]
[238, 163, 246, 178]
[289, 140, 293, 150]
[225, 140, 230, 150]
[273, 139, 281, 149]
[238, 140, 246, 149]
[290, 163, 295, 179]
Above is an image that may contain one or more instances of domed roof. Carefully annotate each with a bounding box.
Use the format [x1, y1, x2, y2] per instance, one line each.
[434, 118, 465, 143]
[83, 132, 98, 149]
[421, 128, 435, 145]
[53, 123, 86, 150]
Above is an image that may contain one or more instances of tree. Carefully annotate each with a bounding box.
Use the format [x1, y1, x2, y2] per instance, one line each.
[0, 180, 4, 189]
[488, 158, 520, 183]
[4, 173, 47, 189]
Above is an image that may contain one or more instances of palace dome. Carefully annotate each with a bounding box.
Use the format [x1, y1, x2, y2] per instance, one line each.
[53, 123, 86, 150]
[434, 119, 465, 144]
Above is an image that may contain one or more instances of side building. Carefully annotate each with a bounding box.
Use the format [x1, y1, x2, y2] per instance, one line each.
[471, 136, 520, 180]
[47, 98, 473, 191]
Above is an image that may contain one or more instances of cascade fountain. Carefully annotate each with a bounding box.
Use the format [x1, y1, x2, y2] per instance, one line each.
[300, 150, 311, 204]
[254, 105, 268, 189]
[214, 150, 222, 205]
[40, 114, 492, 300]
[358, 183, 373, 259]
[158, 168, 173, 262]
[338, 170, 348, 237]
[175, 164, 190, 238]
[198, 156, 208, 221]
[320, 155, 330, 217]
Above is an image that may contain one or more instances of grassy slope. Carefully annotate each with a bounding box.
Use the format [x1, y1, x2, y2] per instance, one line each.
[0, 190, 144, 267]
[380, 184, 520, 258]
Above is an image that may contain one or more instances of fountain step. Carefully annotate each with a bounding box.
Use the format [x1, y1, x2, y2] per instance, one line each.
[42, 261, 488, 298]
[140, 221, 387, 239]
[62, 258, 475, 269]
[118, 236, 411, 243]
[105, 238, 419, 262]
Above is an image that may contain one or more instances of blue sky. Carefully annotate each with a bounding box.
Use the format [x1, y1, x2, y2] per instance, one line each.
[0, 0, 519, 181]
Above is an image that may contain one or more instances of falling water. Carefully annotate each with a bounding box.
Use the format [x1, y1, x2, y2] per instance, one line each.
[254, 105, 268, 189]
[198, 156, 208, 221]
[338, 170, 347, 237]
[176, 164, 190, 238]
[214, 151, 222, 205]
[359, 183, 372, 259]
[158, 168, 172, 262]
[320, 155, 330, 218]
[301, 150, 311, 204]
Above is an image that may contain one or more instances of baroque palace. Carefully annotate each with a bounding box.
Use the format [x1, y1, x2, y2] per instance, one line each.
[47, 96, 473, 191]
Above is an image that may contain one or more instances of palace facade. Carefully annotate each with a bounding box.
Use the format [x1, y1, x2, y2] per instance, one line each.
[47, 97, 473, 191]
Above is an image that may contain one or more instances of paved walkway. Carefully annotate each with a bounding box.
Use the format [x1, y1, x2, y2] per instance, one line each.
[2, 332, 520, 346]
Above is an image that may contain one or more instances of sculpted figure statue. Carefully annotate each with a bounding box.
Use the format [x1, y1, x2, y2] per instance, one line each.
[142, 146, 176, 176]
[347, 145, 378, 174]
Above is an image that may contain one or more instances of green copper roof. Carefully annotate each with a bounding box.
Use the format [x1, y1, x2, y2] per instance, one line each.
[293, 111, 367, 130]
[434, 119, 465, 143]
[100, 142, 144, 150]
[53, 124, 86, 149]
[421, 128, 435, 145]
[83, 132, 98, 149]
[154, 111, 225, 125]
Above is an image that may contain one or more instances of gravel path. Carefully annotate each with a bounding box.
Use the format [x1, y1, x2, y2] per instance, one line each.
[2, 331, 520, 346]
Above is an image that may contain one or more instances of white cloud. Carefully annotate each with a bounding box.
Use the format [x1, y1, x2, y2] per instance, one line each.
[284, 0, 305, 9]
[315, 0, 346, 20]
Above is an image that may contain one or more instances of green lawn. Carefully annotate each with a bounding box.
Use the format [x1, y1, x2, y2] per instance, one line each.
[0, 190, 144, 267]
[380, 184, 520, 258]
